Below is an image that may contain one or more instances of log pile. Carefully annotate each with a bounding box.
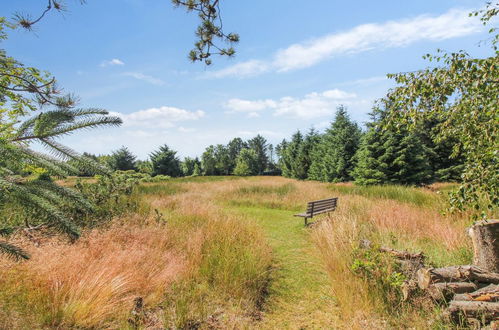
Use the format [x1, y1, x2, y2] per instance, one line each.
[361, 219, 499, 327]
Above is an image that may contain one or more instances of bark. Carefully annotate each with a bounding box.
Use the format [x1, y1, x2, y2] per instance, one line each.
[427, 282, 478, 302]
[454, 284, 499, 302]
[445, 301, 499, 324]
[417, 266, 499, 290]
[468, 219, 499, 273]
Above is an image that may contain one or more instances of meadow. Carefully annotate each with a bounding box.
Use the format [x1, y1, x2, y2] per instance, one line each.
[0, 176, 476, 329]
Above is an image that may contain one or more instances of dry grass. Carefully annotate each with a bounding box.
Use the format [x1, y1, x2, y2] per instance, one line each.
[0, 217, 185, 328]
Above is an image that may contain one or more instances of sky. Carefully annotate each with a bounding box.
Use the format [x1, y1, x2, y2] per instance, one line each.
[2, 0, 496, 159]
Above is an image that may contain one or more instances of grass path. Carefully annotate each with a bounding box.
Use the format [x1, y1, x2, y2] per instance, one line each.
[227, 205, 339, 329]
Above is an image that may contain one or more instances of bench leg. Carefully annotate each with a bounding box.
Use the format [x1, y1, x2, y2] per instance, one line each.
[304, 217, 308, 226]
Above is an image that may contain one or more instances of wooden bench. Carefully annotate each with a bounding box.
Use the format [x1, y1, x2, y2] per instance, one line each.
[294, 197, 338, 225]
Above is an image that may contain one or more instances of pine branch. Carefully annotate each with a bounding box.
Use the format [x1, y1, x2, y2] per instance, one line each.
[0, 241, 30, 260]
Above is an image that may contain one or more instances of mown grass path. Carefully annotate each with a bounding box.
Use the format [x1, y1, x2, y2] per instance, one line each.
[227, 205, 339, 328]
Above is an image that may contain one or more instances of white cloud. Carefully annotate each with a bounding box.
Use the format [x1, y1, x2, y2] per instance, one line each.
[206, 8, 482, 78]
[224, 98, 277, 113]
[224, 88, 358, 119]
[100, 58, 125, 67]
[178, 126, 196, 133]
[247, 112, 260, 118]
[111, 106, 205, 128]
[123, 72, 165, 86]
[205, 60, 270, 79]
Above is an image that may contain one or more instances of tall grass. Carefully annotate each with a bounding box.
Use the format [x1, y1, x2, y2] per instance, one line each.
[0, 218, 185, 328]
[328, 183, 444, 208]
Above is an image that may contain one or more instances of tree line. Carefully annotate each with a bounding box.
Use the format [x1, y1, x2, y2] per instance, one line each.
[83, 134, 279, 178]
[90, 103, 464, 187]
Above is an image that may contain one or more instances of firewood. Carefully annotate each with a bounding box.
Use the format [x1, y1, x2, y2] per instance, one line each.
[454, 284, 499, 302]
[402, 280, 418, 301]
[417, 266, 499, 290]
[445, 301, 499, 324]
[427, 282, 479, 302]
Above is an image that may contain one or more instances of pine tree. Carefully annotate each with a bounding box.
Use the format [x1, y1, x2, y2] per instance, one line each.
[247, 135, 268, 175]
[150, 145, 182, 177]
[309, 106, 361, 182]
[107, 147, 137, 171]
[353, 109, 432, 186]
[1, 108, 121, 259]
[278, 131, 302, 178]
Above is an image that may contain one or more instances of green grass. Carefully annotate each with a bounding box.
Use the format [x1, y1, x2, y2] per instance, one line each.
[328, 183, 444, 207]
[136, 182, 186, 196]
[224, 205, 338, 328]
[236, 183, 296, 196]
[170, 175, 243, 183]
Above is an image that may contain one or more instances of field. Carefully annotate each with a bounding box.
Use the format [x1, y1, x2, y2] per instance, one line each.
[0, 176, 474, 329]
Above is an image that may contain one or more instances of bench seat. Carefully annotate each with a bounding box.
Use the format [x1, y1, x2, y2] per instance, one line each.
[294, 197, 338, 225]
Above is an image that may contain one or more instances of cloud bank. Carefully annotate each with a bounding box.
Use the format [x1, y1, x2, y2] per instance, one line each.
[207, 8, 482, 78]
[111, 106, 205, 129]
[224, 88, 359, 119]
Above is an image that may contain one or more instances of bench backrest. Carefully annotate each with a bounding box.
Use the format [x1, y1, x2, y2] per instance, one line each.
[306, 197, 338, 217]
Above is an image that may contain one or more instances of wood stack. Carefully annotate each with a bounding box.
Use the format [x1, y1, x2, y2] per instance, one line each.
[364, 219, 499, 327]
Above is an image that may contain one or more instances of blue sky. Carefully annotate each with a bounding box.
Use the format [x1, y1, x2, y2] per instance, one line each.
[3, 0, 495, 159]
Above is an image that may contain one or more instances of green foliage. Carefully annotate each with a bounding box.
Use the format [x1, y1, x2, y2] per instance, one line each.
[247, 135, 269, 175]
[309, 107, 361, 182]
[181, 157, 201, 176]
[353, 123, 432, 186]
[135, 160, 153, 174]
[278, 129, 321, 180]
[107, 147, 137, 171]
[383, 3, 499, 214]
[351, 246, 406, 312]
[150, 144, 182, 177]
[74, 172, 140, 225]
[233, 148, 259, 176]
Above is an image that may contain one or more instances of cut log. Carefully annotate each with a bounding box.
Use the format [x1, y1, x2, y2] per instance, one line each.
[445, 301, 499, 324]
[378, 246, 425, 261]
[417, 266, 499, 290]
[454, 284, 499, 302]
[402, 280, 418, 301]
[427, 282, 479, 302]
[468, 219, 499, 273]
[360, 239, 424, 261]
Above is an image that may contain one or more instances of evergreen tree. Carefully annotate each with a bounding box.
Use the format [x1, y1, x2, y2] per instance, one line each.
[416, 115, 464, 182]
[150, 145, 182, 177]
[309, 106, 361, 182]
[296, 128, 321, 180]
[279, 129, 320, 180]
[107, 147, 137, 171]
[247, 135, 268, 174]
[353, 108, 432, 186]
[276, 139, 291, 176]
[279, 132, 302, 178]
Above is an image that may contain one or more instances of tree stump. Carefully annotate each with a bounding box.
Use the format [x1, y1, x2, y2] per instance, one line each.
[468, 219, 499, 273]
